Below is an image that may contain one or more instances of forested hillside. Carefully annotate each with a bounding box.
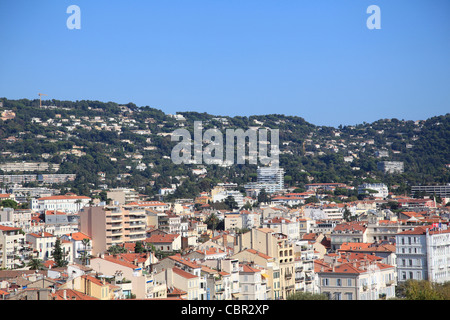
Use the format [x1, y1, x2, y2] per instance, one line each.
[0, 98, 448, 198]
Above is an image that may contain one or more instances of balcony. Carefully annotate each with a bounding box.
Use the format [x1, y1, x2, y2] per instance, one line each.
[386, 280, 395, 286]
[285, 273, 292, 280]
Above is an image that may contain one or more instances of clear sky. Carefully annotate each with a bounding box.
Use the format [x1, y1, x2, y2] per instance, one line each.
[0, 0, 449, 127]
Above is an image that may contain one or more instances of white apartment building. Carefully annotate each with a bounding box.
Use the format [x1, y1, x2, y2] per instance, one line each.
[26, 231, 57, 261]
[31, 195, 91, 213]
[0, 225, 26, 269]
[0, 208, 33, 233]
[262, 217, 300, 240]
[239, 264, 268, 300]
[396, 225, 450, 283]
[358, 183, 389, 199]
[244, 166, 285, 194]
[317, 259, 397, 300]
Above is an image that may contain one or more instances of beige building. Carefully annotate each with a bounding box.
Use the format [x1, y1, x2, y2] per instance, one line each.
[79, 205, 147, 255]
[330, 221, 368, 252]
[232, 248, 281, 300]
[224, 213, 243, 231]
[235, 228, 296, 299]
[107, 188, 139, 205]
[89, 254, 166, 299]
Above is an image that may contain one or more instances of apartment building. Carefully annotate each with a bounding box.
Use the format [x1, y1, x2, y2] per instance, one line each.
[224, 213, 243, 231]
[88, 253, 164, 299]
[202, 266, 232, 300]
[60, 232, 92, 265]
[330, 221, 368, 252]
[145, 233, 182, 252]
[79, 205, 147, 255]
[26, 231, 57, 261]
[235, 228, 296, 299]
[107, 188, 139, 205]
[158, 212, 181, 234]
[240, 210, 261, 230]
[411, 184, 450, 198]
[0, 208, 33, 232]
[316, 257, 397, 300]
[338, 242, 397, 267]
[232, 248, 281, 300]
[396, 225, 450, 283]
[366, 216, 414, 243]
[153, 254, 207, 299]
[358, 183, 389, 199]
[0, 225, 25, 269]
[0, 162, 59, 173]
[377, 161, 404, 174]
[239, 263, 268, 300]
[244, 166, 285, 194]
[31, 194, 91, 214]
[262, 216, 300, 240]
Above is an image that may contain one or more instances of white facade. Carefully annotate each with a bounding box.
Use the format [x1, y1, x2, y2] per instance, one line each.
[358, 183, 389, 199]
[31, 195, 91, 213]
[396, 227, 450, 283]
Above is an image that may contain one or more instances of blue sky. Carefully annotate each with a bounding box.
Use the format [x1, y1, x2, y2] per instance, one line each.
[0, 0, 449, 127]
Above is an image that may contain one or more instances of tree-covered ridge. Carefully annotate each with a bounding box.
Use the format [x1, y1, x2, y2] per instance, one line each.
[0, 97, 448, 198]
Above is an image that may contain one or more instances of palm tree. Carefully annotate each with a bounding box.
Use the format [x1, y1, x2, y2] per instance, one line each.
[27, 258, 44, 270]
[80, 238, 91, 265]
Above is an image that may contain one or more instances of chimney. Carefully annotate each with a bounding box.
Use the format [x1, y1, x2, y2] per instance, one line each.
[63, 290, 67, 300]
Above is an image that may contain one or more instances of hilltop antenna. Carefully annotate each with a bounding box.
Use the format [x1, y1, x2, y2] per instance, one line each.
[38, 93, 47, 108]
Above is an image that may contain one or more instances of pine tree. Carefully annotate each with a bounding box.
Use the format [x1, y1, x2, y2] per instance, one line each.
[52, 239, 68, 267]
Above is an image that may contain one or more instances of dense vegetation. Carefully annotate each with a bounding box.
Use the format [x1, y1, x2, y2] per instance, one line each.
[0, 97, 448, 199]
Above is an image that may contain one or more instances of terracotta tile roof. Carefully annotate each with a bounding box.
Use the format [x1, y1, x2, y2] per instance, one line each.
[145, 233, 180, 243]
[45, 210, 67, 215]
[38, 195, 90, 201]
[172, 267, 198, 279]
[240, 264, 261, 273]
[195, 247, 225, 256]
[245, 248, 273, 260]
[0, 225, 21, 232]
[81, 275, 106, 287]
[93, 255, 138, 270]
[28, 231, 55, 238]
[168, 254, 200, 269]
[53, 288, 99, 300]
[67, 232, 91, 241]
[333, 221, 367, 233]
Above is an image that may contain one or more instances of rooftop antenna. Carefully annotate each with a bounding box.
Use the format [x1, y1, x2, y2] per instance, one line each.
[38, 93, 47, 108]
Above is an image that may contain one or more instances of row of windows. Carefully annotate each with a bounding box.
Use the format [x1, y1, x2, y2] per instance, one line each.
[322, 292, 353, 300]
[322, 278, 353, 287]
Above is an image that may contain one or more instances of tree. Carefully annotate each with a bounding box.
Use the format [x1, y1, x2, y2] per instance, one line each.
[343, 206, 354, 222]
[0, 199, 18, 209]
[134, 241, 145, 253]
[205, 213, 221, 231]
[107, 245, 127, 255]
[80, 238, 91, 266]
[52, 239, 68, 267]
[286, 291, 328, 300]
[257, 189, 269, 204]
[27, 258, 44, 270]
[224, 196, 239, 211]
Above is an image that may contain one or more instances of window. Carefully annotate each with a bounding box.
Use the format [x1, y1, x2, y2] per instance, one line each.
[347, 279, 352, 286]
[337, 278, 342, 287]
[322, 278, 329, 286]
[345, 292, 353, 300]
